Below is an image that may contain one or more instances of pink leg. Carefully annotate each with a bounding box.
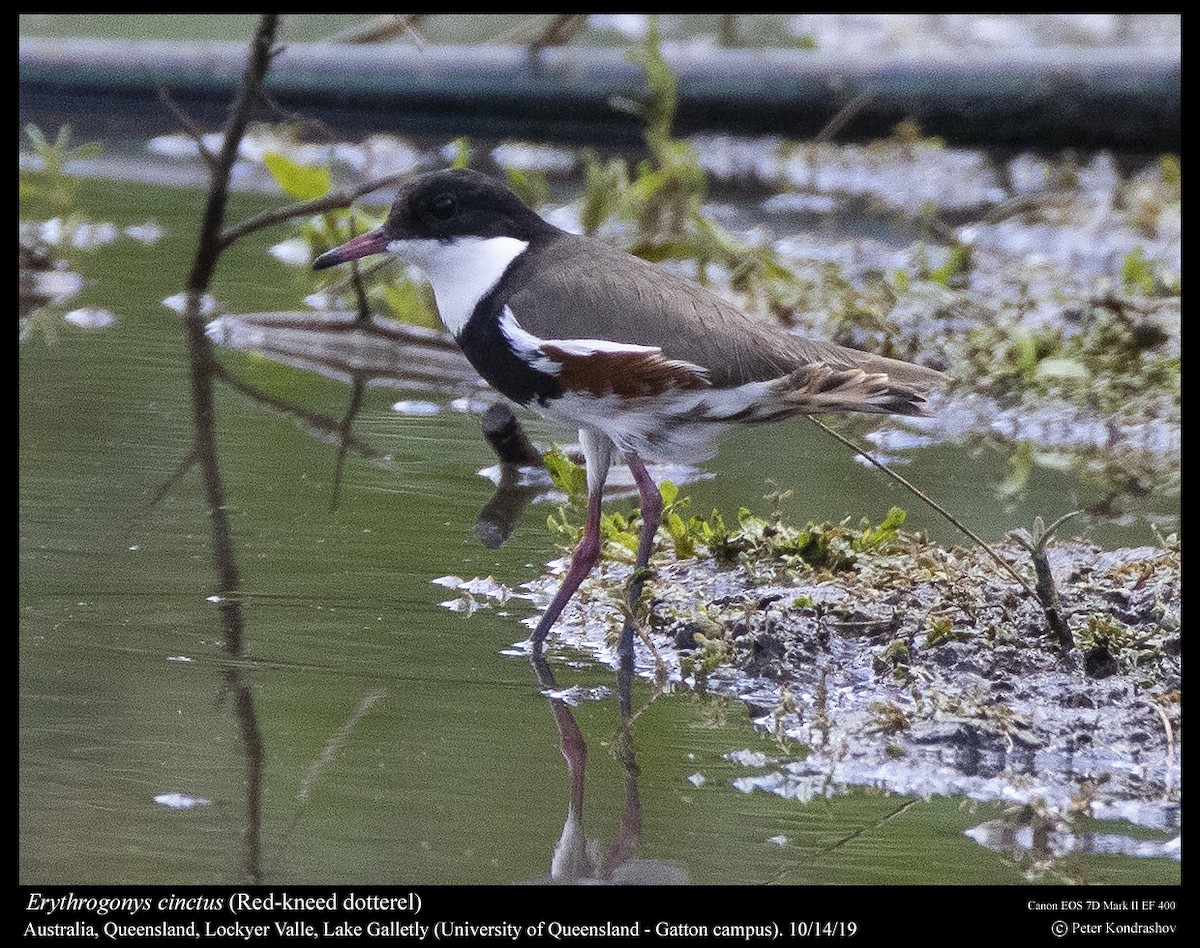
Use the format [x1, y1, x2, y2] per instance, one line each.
[626, 452, 662, 576]
[618, 452, 661, 666]
[531, 430, 612, 650]
[530, 485, 603, 647]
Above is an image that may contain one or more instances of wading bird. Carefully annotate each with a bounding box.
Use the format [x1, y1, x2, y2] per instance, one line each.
[315, 169, 942, 654]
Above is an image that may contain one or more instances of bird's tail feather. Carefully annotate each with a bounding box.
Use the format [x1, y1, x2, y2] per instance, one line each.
[775, 363, 932, 417]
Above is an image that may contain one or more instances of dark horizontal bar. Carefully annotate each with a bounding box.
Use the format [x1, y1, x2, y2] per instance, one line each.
[19, 38, 1180, 152]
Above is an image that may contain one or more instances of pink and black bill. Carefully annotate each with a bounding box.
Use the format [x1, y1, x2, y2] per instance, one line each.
[312, 228, 391, 271]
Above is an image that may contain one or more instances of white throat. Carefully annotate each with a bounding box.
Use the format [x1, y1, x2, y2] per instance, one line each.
[386, 236, 529, 336]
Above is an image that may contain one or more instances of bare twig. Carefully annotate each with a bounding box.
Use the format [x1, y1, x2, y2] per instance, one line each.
[767, 796, 917, 882]
[186, 15, 278, 295]
[805, 415, 1041, 602]
[258, 89, 344, 144]
[221, 665, 264, 884]
[394, 15, 431, 51]
[487, 16, 540, 45]
[175, 14, 279, 887]
[346, 213, 374, 321]
[180, 14, 280, 666]
[530, 13, 587, 51]
[1145, 698, 1176, 799]
[349, 260, 372, 321]
[330, 377, 368, 511]
[815, 90, 875, 144]
[297, 691, 386, 804]
[217, 172, 409, 250]
[823, 798, 918, 853]
[156, 85, 217, 167]
[327, 13, 428, 47]
[488, 14, 584, 46]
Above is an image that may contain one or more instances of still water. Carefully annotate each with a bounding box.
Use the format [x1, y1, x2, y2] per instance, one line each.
[20, 177, 1178, 885]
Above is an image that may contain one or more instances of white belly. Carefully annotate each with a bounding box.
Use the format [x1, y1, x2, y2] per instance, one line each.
[535, 382, 781, 463]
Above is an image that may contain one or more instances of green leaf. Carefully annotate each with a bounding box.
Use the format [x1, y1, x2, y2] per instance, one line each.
[1160, 154, 1181, 188]
[24, 124, 47, 149]
[1121, 247, 1155, 294]
[658, 480, 678, 508]
[504, 168, 549, 209]
[375, 280, 440, 330]
[450, 137, 471, 170]
[543, 448, 588, 503]
[263, 152, 331, 201]
[71, 142, 104, 160]
[859, 507, 906, 549]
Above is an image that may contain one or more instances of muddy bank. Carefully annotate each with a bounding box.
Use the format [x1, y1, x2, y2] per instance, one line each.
[478, 531, 1180, 849]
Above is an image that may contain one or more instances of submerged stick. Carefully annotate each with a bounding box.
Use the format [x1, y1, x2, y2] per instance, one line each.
[805, 415, 1041, 602]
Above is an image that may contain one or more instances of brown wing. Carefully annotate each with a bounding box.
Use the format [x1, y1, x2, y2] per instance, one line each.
[538, 343, 711, 398]
[506, 234, 944, 391]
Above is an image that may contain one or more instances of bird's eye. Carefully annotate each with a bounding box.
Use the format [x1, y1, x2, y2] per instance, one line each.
[430, 194, 457, 220]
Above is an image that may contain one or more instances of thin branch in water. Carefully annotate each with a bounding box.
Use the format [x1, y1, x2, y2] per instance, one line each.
[330, 376, 368, 512]
[297, 690, 386, 804]
[213, 363, 379, 459]
[173, 14, 279, 887]
[222, 665, 264, 885]
[822, 798, 919, 854]
[148, 446, 201, 508]
[283, 690, 386, 843]
[804, 415, 1041, 601]
[770, 797, 919, 883]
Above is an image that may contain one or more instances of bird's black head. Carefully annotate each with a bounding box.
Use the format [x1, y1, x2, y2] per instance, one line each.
[313, 169, 554, 270]
[384, 168, 552, 244]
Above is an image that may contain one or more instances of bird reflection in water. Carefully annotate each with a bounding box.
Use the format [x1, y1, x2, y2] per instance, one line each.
[519, 652, 688, 886]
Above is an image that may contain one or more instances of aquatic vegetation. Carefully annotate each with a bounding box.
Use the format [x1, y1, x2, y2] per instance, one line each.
[19, 124, 103, 217]
[19, 125, 125, 339]
[546, 447, 913, 576]
[924, 616, 969, 648]
[952, 279, 1180, 417]
[868, 701, 910, 735]
[1008, 512, 1080, 652]
[678, 622, 734, 695]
